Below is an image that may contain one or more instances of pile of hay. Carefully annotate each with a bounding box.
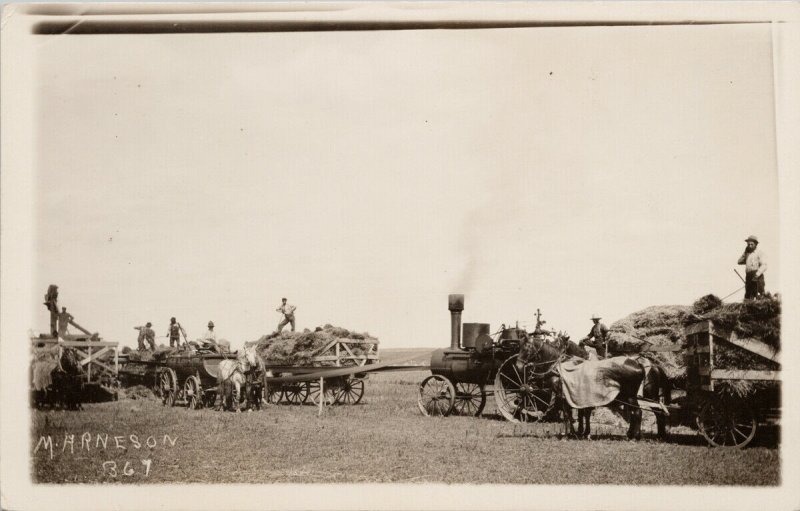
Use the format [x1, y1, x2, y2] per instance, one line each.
[119, 384, 156, 400]
[684, 294, 781, 399]
[607, 305, 690, 380]
[124, 345, 180, 362]
[250, 324, 378, 367]
[687, 293, 781, 349]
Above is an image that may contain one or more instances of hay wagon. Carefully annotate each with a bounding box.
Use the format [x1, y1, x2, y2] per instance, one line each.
[119, 350, 237, 409]
[684, 320, 781, 448]
[263, 335, 380, 406]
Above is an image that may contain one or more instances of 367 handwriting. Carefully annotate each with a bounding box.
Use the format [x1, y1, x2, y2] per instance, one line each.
[102, 460, 152, 477]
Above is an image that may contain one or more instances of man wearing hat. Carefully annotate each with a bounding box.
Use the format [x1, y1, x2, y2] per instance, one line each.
[166, 317, 187, 348]
[134, 322, 156, 351]
[738, 235, 767, 300]
[199, 321, 219, 351]
[580, 314, 609, 358]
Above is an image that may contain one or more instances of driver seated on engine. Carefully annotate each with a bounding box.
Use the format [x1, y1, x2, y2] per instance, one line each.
[189, 321, 220, 353]
[579, 314, 608, 359]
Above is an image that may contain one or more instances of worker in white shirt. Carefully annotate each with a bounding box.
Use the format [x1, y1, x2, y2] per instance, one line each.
[737, 235, 767, 300]
[276, 298, 296, 333]
[199, 321, 219, 352]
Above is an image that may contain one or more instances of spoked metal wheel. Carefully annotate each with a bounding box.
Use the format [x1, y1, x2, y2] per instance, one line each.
[283, 382, 309, 405]
[494, 354, 554, 423]
[697, 399, 757, 448]
[265, 384, 283, 404]
[308, 379, 337, 406]
[334, 378, 365, 405]
[418, 375, 456, 417]
[159, 368, 177, 407]
[452, 383, 486, 417]
[184, 375, 201, 410]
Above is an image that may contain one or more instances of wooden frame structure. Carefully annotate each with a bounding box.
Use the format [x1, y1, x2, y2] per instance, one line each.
[309, 338, 380, 367]
[685, 320, 780, 392]
[31, 334, 120, 383]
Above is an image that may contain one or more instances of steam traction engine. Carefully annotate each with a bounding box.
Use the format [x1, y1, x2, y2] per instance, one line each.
[417, 294, 557, 422]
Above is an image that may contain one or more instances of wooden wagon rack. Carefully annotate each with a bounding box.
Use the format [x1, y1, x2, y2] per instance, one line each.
[31, 337, 120, 383]
[272, 337, 380, 368]
[684, 320, 780, 392]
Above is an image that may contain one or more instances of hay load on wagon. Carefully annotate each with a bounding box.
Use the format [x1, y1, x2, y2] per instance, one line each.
[607, 304, 690, 380]
[606, 294, 781, 389]
[685, 293, 781, 399]
[250, 324, 379, 367]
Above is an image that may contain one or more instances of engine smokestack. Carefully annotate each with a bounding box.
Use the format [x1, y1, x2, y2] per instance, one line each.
[448, 294, 464, 350]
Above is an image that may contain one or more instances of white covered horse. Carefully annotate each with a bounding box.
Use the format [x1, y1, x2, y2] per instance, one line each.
[216, 345, 262, 412]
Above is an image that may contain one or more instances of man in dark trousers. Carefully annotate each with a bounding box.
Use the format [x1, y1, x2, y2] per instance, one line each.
[276, 297, 296, 333]
[738, 235, 767, 300]
[166, 317, 187, 348]
[134, 322, 156, 351]
[43, 284, 59, 337]
[580, 314, 609, 358]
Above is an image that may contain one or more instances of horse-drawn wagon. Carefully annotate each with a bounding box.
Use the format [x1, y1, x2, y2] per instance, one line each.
[262, 334, 380, 406]
[684, 320, 781, 448]
[119, 348, 258, 410]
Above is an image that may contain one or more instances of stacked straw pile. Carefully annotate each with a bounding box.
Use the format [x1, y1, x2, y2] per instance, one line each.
[684, 293, 781, 398]
[250, 324, 378, 367]
[607, 294, 781, 398]
[608, 305, 690, 380]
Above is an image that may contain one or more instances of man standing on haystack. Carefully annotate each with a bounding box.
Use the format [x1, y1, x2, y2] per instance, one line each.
[276, 297, 296, 333]
[580, 314, 609, 358]
[738, 235, 767, 300]
[134, 322, 156, 351]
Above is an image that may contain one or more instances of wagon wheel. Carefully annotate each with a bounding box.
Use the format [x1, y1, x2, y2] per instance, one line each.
[158, 368, 177, 407]
[308, 379, 337, 406]
[265, 383, 284, 404]
[283, 382, 309, 405]
[697, 399, 757, 448]
[494, 354, 553, 423]
[333, 377, 365, 405]
[184, 375, 201, 410]
[452, 383, 486, 417]
[418, 375, 456, 417]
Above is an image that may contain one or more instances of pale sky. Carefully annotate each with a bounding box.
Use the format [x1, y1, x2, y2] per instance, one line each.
[33, 23, 779, 350]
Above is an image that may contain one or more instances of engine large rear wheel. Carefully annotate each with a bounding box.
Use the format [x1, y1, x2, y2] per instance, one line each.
[494, 354, 554, 423]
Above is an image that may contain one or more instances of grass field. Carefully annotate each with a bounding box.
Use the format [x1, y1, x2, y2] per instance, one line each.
[31, 365, 780, 485]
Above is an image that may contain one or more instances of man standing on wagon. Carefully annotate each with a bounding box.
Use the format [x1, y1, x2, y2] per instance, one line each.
[738, 235, 767, 300]
[166, 317, 187, 348]
[580, 314, 609, 358]
[134, 322, 156, 351]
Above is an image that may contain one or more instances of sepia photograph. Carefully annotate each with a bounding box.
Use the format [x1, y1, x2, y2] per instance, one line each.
[2, 2, 800, 510]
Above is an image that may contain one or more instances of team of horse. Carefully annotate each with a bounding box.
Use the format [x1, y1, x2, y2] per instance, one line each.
[519, 333, 671, 440]
[31, 345, 85, 410]
[215, 344, 267, 412]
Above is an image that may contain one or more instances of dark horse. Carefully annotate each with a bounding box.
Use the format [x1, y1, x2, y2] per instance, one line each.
[518, 335, 671, 440]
